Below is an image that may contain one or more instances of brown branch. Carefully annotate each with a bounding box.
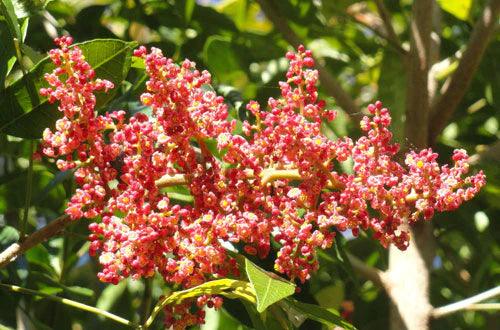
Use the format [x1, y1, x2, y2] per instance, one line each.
[429, 0, 500, 143]
[374, 0, 406, 54]
[397, 6, 435, 329]
[346, 252, 385, 288]
[0, 215, 72, 268]
[255, 0, 362, 117]
[404, 0, 433, 149]
[428, 1, 442, 103]
[386, 223, 434, 330]
[346, 3, 407, 56]
[432, 286, 500, 318]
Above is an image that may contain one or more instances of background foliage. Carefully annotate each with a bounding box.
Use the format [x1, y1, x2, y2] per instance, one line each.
[0, 0, 498, 329]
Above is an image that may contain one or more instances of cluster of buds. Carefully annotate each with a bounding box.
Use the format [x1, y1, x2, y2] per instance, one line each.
[39, 39, 485, 329]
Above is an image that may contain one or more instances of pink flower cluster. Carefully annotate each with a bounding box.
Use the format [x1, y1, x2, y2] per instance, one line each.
[39, 39, 485, 329]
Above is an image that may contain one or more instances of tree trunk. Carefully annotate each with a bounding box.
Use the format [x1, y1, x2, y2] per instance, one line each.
[388, 0, 435, 329]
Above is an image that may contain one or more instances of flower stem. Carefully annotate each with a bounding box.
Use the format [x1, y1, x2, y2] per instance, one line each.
[20, 140, 35, 238]
[156, 167, 344, 189]
[0, 283, 138, 328]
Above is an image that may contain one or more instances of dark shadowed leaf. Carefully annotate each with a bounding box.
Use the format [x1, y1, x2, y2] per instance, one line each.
[283, 299, 356, 330]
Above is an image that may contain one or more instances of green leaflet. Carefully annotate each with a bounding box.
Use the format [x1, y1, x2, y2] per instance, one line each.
[144, 278, 256, 328]
[245, 258, 296, 313]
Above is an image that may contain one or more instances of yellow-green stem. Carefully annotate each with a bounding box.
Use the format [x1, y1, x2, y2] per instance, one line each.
[20, 140, 34, 238]
[0, 283, 138, 328]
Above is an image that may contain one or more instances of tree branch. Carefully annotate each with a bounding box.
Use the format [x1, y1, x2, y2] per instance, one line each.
[346, 2, 407, 56]
[346, 252, 385, 288]
[460, 303, 500, 311]
[404, 0, 433, 149]
[374, 0, 406, 54]
[254, 0, 362, 117]
[432, 286, 500, 318]
[429, 0, 500, 143]
[0, 215, 72, 268]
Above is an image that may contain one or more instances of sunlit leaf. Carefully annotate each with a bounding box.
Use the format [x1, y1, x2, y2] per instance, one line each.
[145, 279, 256, 327]
[96, 280, 128, 311]
[0, 226, 18, 247]
[204, 36, 247, 87]
[437, 0, 472, 21]
[0, 0, 21, 39]
[245, 258, 295, 313]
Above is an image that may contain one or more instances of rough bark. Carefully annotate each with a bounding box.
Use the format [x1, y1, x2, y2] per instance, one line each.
[0, 215, 72, 268]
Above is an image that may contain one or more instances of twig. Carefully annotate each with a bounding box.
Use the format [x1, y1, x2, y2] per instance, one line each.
[254, 0, 362, 117]
[346, 252, 385, 288]
[0, 283, 137, 328]
[346, 6, 407, 56]
[0, 215, 72, 268]
[140, 278, 153, 324]
[432, 286, 500, 318]
[374, 0, 404, 52]
[429, 0, 500, 143]
[11, 34, 39, 239]
[463, 303, 500, 311]
[20, 141, 35, 238]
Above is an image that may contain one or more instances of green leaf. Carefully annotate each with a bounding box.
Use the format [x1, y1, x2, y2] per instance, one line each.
[0, 18, 16, 89]
[20, 44, 44, 64]
[0, 0, 21, 39]
[377, 48, 406, 143]
[314, 282, 344, 309]
[0, 167, 66, 213]
[203, 36, 247, 87]
[145, 279, 256, 328]
[283, 299, 356, 330]
[185, 0, 195, 23]
[0, 322, 14, 330]
[0, 225, 19, 247]
[65, 286, 94, 298]
[437, 0, 472, 21]
[96, 281, 128, 311]
[0, 39, 136, 138]
[131, 56, 145, 69]
[241, 300, 267, 330]
[32, 169, 73, 205]
[25, 245, 56, 276]
[19, 16, 27, 41]
[161, 185, 194, 204]
[244, 258, 295, 313]
[0, 283, 135, 327]
[29, 271, 95, 298]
